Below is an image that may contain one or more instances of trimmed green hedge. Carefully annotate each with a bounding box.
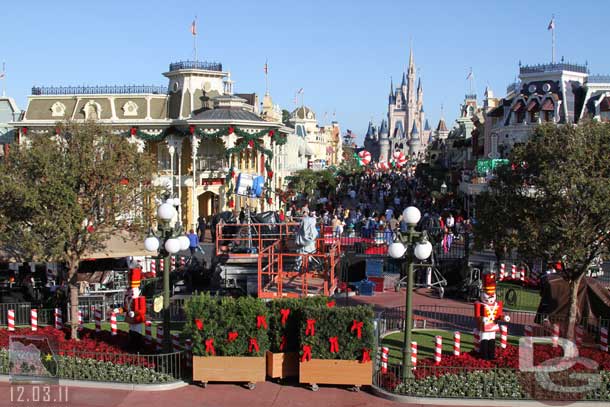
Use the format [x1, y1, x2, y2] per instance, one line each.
[0, 349, 174, 384]
[267, 297, 328, 353]
[183, 294, 270, 357]
[299, 305, 375, 360]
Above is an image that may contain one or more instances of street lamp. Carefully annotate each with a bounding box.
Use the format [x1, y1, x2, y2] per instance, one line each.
[389, 206, 433, 381]
[144, 198, 189, 352]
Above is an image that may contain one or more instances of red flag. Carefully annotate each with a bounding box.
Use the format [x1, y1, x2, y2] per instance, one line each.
[191, 19, 197, 36]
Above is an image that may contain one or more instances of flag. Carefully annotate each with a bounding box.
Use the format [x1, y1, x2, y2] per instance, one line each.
[264, 60, 268, 74]
[191, 19, 197, 36]
[297, 88, 304, 94]
[0, 62, 5, 79]
[547, 17, 555, 31]
[466, 68, 473, 80]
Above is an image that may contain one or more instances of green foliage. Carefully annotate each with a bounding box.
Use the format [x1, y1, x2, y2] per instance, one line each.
[267, 297, 329, 352]
[299, 305, 375, 360]
[0, 349, 174, 384]
[282, 109, 291, 125]
[475, 121, 610, 278]
[183, 294, 270, 357]
[288, 168, 338, 201]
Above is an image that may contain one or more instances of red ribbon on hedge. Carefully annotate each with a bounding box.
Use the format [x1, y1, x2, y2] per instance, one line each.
[280, 309, 290, 326]
[326, 300, 335, 308]
[205, 338, 215, 356]
[361, 348, 371, 363]
[248, 338, 260, 353]
[351, 320, 363, 339]
[305, 319, 316, 336]
[279, 335, 287, 351]
[228, 331, 238, 342]
[301, 345, 312, 362]
[194, 319, 203, 330]
[256, 315, 267, 330]
[329, 337, 339, 353]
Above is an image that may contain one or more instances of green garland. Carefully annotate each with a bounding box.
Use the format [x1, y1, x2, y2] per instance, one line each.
[125, 127, 168, 141]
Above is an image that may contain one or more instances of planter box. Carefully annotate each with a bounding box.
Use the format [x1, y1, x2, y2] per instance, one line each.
[193, 356, 265, 384]
[299, 359, 372, 386]
[266, 351, 299, 379]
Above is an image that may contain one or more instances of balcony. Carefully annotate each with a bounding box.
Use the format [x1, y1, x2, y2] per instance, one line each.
[169, 60, 223, 72]
[196, 157, 228, 172]
[588, 75, 610, 84]
[520, 62, 588, 75]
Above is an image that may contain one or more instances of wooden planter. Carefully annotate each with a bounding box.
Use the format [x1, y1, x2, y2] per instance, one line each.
[266, 351, 299, 379]
[193, 356, 266, 388]
[299, 359, 372, 390]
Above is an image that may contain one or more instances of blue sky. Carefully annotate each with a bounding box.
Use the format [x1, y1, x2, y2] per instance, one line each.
[1, 0, 608, 142]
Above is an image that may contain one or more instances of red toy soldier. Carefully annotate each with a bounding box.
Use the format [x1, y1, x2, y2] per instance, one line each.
[474, 274, 510, 360]
[124, 266, 146, 348]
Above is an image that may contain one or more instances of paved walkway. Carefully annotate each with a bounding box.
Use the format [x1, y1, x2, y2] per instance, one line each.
[0, 381, 505, 407]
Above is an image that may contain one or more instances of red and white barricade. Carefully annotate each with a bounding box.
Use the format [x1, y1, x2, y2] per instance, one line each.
[411, 341, 418, 369]
[453, 331, 461, 356]
[7, 309, 15, 331]
[500, 325, 508, 349]
[520, 266, 526, 282]
[511, 264, 517, 279]
[110, 312, 117, 336]
[600, 327, 608, 352]
[180, 256, 186, 268]
[31, 309, 38, 331]
[172, 332, 181, 352]
[170, 256, 176, 272]
[380, 346, 389, 373]
[499, 263, 506, 281]
[434, 336, 442, 365]
[150, 259, 157, 278]
[54, 308, 63, 330]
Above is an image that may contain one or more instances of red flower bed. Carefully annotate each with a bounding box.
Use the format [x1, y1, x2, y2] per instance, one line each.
[0, 326, 157, 366]
[414, 343, 610, 378]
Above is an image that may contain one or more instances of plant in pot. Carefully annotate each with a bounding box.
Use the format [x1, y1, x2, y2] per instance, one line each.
[298, 304, 375, 391]
[183, 294, 270, 389]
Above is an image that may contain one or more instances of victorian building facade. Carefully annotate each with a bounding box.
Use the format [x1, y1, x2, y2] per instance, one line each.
[14, 60, 289, 229]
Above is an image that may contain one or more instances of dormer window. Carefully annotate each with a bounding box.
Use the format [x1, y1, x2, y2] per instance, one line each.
[527, 100, 540, 123]
[512, 100, 526, 124]
[541, 98, 555, 122]
[600, 97, 610, 122]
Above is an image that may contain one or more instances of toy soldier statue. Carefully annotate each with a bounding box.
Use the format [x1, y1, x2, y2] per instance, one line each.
[124, 266, 146, 349]
[474, 274, 510, 360]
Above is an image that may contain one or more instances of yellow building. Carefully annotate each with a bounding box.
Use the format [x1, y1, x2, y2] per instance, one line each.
[15, 60, 287, 229]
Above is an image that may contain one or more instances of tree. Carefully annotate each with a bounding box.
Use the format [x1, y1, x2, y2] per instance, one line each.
[0, 121, 156, 339]
[282, 109, 291, 125]
[288, 168, 337, 204]
[474, 121, 610, 338]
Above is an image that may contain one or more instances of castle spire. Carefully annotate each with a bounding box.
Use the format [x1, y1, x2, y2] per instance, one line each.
[408, 45, 415, 74]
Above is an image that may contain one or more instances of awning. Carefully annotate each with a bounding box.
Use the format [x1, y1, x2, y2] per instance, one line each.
[527, 100, 539, 111]
[511, 100, 525, 112]
[83, 230, 149, 259]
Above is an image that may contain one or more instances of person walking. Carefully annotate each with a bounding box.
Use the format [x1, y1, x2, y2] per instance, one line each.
[187, 229, 200, 256]
[197, 215, 207, 242]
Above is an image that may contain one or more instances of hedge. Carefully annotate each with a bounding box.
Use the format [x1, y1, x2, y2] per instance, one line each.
[267, 297, 329, 353]
[183, 294, 270, 357]
[0, 349, 174, 384]
[299, 305, 375, 360]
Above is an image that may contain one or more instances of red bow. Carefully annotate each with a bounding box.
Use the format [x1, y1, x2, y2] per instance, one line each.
[361, 348, 371, 363]
[305, 319, 316, 336]
[228, 331, 238, 342]
[326, 301, 336, 308]
[280, 309, 290, 326]
[279, 335, 287, 351]
[248, 338, 260, 353]
[256, 315, 267, 330]
[228, 126, 234, 134]
[301, 345, 312, 362]
[269, 130, 275, 137]
[329, 336, 339, 353]
[194, 319, 203, 330]
[130, 127, 137, 136]
[351, 320, 363, 339]
[205, 338, 215, 356]
[189, 125, 196, 135]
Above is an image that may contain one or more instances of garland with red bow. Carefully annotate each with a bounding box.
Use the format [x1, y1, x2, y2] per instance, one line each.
[205, 338, 216, 356]
[227, 331, 239, 342]
[248, 338, 260, 353]
[329, 336, 340, 353]
[256, 315, 268, 330]
[351, 320, 363, 339]
[305, 319, 316, 336]
[301, 345, 312, 362]
[280, 309, 290, 326]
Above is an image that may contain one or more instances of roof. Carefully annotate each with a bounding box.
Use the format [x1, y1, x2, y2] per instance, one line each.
[379, 119, 388, 134]
[235, 93, 257, 107]
[291, 106, 316, 120]
[191, 108, 266, 122]
[424, 119, 431, 131]
[436, 118, 448, 132]
[411, 121, 419, 136]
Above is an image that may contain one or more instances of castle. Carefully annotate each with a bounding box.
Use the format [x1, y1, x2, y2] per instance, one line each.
[364, 47, 432, 163]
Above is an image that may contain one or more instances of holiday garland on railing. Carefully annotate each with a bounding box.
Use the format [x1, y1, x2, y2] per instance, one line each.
[125, 127, 169, 141]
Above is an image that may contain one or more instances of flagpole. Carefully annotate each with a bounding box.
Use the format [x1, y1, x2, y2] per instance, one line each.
[193, 16, 198, 62]
[265, 59, 269, 95]
[552, 23, 555, 64]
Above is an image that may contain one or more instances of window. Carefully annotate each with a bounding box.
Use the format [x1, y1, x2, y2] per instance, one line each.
[544, 110, 554, 122]
[157, 143, 171, 171]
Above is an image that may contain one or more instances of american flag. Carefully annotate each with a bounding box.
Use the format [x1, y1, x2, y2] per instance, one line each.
[297, 88, 304, 94]
[0, 62, 5, 79]
[264, 60, 268, 74]
[191, 19, 197, 36]
[547, 17, 555, 31]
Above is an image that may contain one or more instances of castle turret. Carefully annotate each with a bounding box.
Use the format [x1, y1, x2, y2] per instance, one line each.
[379, 119, 390, 163]
[409, 120, 421, 157]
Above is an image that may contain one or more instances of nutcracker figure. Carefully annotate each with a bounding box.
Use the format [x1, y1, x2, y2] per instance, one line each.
[124, 266, 146, 349]
[474, 274, 510, 360]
